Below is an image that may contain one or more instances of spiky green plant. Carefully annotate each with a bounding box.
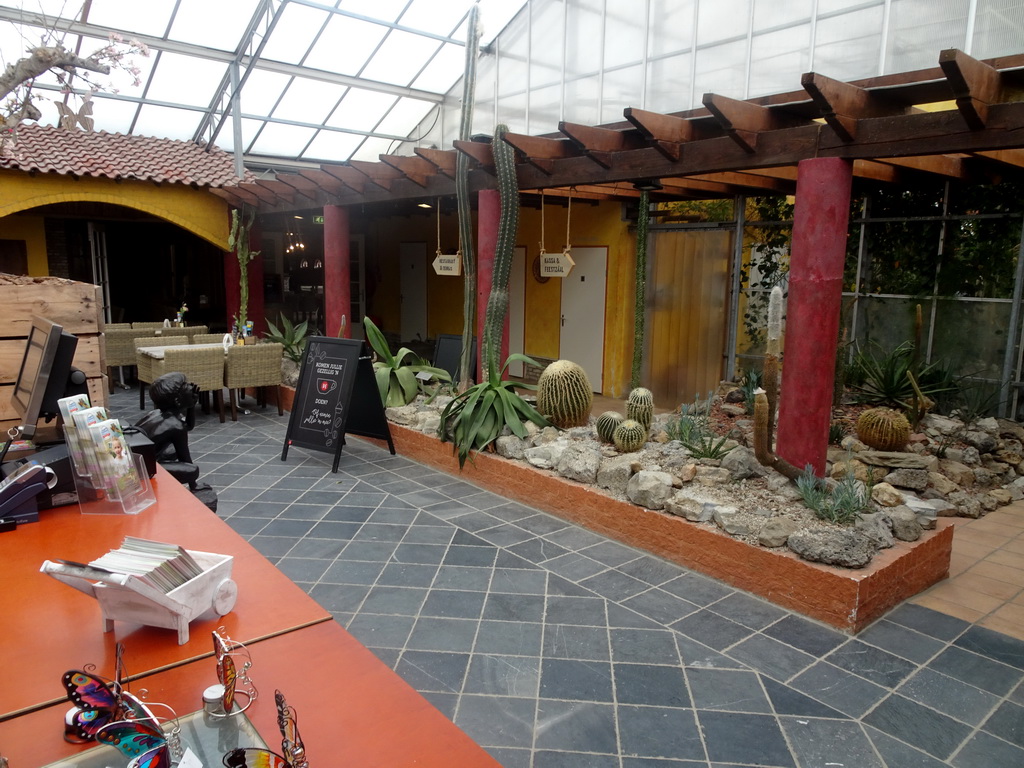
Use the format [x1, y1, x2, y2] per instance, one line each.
[631, 189, 649, 389]
[364, 317, 451, 407]
[537, 360, 593, 428]
[795, 463, 871, 526]
[264, 313, 309, 363]
[626, 387, 654, 431]
[596, 411, 625, 443]
[228, 206, 259, 330]
[613, 419, 647, 452]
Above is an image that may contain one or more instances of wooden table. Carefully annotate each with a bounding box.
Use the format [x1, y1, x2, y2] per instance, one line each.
[0, 467, 330, 720]
[0, 622, 502, 767]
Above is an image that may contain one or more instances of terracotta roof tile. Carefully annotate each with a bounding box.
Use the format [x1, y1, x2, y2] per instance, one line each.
[0, 124, 254, 187]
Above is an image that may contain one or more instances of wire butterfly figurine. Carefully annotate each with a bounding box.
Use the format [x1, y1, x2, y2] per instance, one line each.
[222, 690, 308, 768]
[211, 627, 257, 715]
[96, 692, 183, 768]
[62, 642, 130, 742]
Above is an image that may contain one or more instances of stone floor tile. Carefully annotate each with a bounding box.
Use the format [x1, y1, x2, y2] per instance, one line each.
[698, 711, 794, 767]
[863, 693, 972, 760]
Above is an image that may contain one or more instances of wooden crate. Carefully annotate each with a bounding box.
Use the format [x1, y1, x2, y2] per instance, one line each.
[0, 275, 107, 434]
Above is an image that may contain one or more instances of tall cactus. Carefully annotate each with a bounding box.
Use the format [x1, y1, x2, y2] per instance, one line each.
[763, 285, 784, 449]
[631, 190, 650, 389]
[456, 4, 481, 390]
[482, 123, 519, 379]
[228, 206, 259, 331]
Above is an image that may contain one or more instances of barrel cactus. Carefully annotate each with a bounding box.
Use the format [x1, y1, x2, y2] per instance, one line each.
[613, 419, 647, 452]
[855, 407, 911, 451]
[536, 360, 593, 428]
[596, 411, 625, 443]
[626, 387, 654, 431]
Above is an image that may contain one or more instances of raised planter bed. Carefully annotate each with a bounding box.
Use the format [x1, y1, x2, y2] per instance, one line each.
[373, 423, 953, 634]
[276, 386, 952, 632]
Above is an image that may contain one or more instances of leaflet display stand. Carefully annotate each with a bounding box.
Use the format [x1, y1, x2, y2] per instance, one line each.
[65, 426, 156, 515]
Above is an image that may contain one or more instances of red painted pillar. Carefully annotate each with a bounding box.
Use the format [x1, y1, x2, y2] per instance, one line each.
[324, 205, 351, 338]
[776, 157, 853, 476]
[476, 190, 508, 381]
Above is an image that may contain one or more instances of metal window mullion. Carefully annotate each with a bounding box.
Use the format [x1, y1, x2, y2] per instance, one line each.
[1001, 216, 1024, 418]
[726, 195, 746, 381]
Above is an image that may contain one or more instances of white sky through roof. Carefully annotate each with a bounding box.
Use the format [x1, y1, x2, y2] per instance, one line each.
[0, 0, 527, 167]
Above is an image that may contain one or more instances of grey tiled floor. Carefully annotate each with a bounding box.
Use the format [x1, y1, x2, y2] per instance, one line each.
[117, 387, 1024, 767]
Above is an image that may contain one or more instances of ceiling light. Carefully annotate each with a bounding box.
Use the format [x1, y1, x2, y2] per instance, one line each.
[417, 202, 432, 209]
[633, 179, 663, 192]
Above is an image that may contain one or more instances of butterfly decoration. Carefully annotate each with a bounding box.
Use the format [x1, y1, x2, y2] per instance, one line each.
[62, 643, 128, 742]
[212, 628, 256, 715]
[222, 690, 308, 768]
[96, 691, 181, 768]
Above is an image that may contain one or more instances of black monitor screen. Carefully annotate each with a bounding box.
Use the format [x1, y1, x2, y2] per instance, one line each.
[8, 316, 78, 440]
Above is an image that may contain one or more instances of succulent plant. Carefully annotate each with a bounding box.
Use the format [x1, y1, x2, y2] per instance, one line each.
[855, 407, 911, 451]
[626, 387, 654, 431]
[596, 411, 624, 443]
[536, 360, 593, 428]
[613, 419, 647, 452]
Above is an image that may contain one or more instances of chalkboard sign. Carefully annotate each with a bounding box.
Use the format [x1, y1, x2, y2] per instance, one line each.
[281, 337, 393, 472]
[433, 334, 476, 383]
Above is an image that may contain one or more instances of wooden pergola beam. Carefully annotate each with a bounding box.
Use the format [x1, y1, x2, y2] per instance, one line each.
[253, 179, 295, 204]
[275, 173, 322, 202]
[453, 139, 495, 171]
[380, 154, 437, 188]
[623, 107, 696, 160]
[939, 48, 1003, 130]
[240, 181, 283, 206]
[800, 72, 909, 142]
[349, 159, 405, 191]
[503, 132, 581, 174]
[974, 149, 1024, 169]
[298, 168, 348, 197]
[321, 164, 366, 193]
[414, 147, 457, 178]
[701, 93, 778, 153]
[558, 121, 645, 168]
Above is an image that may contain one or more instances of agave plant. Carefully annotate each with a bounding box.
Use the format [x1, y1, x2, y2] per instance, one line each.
[363, 317, 451, 407]
[264, 313, 309, 363]
[439, 353, 549, 468]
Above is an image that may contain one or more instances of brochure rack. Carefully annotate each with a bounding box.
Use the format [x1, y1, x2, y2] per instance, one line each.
[40, 551, 237, 644]
[64, 427, 156, 515]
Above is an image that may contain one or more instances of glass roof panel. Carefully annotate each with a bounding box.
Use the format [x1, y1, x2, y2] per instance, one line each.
[167, 0, 262, 52]
[240, 69, 292, 116]
[410, 42, 465, 92]
[325, 88, 398, 132]
[86, 0, 176, 38]
[303, 130, 366, 163]
[350, 134, 396, 161]
[257, 2, 329, 65]
[80, 97, 140, 134]
[303, 15, 388, 77]
[358, 29, 441, 85]
[398, 1, 468, 38]
[273, 78, 348, 125]
[144, 51, 227, 108]
[339, 0, 410, 24]
[131, 104, 203, 140]
[239, 117, 265, 152]
[374, 96, 436, 137]
[249, 122, 318, 157]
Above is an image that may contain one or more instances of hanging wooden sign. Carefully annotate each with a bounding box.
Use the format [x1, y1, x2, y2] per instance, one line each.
[539, 248, 575, 278]
[432, 251, 462, 276]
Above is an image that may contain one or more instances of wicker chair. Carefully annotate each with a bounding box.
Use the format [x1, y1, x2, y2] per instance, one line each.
[224, 342, 284, 421]
[104, 322, 132, 331]
[143, 345, 226, 422]
[191, 333, 228, 345]
[131, 322, 166, 331]
[134, 336, 192, 409]
[105, 328, 158, 392]
[157, 327, 189, 340]
[182, 325, 210, 341]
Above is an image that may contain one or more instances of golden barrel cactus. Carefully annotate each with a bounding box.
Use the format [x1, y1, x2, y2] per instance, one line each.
[855, 407, 911, 451]
[613, 419, 647, 452]
[536, 360, 593, 428]
[596, 411, 625, 443]
[626, 387, 655, 431]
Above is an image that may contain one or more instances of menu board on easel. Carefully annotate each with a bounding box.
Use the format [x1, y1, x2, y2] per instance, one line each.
[281, 337, 393, 472]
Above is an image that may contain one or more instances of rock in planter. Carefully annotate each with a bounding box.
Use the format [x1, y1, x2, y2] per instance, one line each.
[884, 506, 923, 542]
[626, 470, 675, 510]
[713, 506, 751, 536]
[883, 468, 929, 492]
[665, 493, 714, 522]
[721, 446, 767, 480]
[787, 529, 876, 568]
[495, 435, 528, 460]
[525, 442, 567, 469]
[856, 513, 895, 549]
[758, 517, 802, 548]
[557, 444, 603, 484]
[859, 451, 938, 471]
[870, 482, 904, 507]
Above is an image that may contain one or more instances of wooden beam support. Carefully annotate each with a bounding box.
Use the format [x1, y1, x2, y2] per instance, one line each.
[349, 159, 404, 191]
[800, 72, 905, 142]
[453, 139, 495, 171]
[253, 179, 295, 205]
[240, 181, 283, 206]
[939, 48, 1003, 130]
[974, 149, 1024, 169]
[298, 168, 348, 197]
[209, 188, 248, 209]
[503, 132, 581, 174]
[321, 164, 366, 193]
[623, 107, 696, 160]
[414, 147, 457, 178]
[685, 171, 793, 194]
[380, 153, 437, 188]
[275, 173, 322, 202]
[558, 121, 645, 168]
[701, 93, 777, 153]
[881, 154, 969, 180]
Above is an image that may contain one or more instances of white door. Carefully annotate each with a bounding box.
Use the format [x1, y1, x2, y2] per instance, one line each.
[559, 246, 607, 392]
[508, 246, 526, 377]
[399, 242, 427, 342]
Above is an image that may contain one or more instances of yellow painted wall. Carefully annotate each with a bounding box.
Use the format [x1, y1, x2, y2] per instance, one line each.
[0, 170, 231, 251]
[0, 214, 48, 274]
[366, 199, 636, 397]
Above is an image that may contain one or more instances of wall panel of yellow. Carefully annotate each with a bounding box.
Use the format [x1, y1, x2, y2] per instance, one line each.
[0, 170, 230, 251]
[0, 214, 48, 274]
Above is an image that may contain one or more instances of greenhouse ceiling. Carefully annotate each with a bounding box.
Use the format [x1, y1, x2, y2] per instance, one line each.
[0, 0, 526, 168]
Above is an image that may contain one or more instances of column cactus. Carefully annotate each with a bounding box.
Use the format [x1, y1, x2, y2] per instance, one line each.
[753, 389, 802, 480]
[481, 123, 518, 379]
[763, 285, 784, 449]
[631, 190, 649, 389]
[228, 206, 259, 332]
[455, 3, 481, 390]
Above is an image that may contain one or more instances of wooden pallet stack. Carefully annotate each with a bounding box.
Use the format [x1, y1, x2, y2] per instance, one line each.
[0, 274, 106, 436]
